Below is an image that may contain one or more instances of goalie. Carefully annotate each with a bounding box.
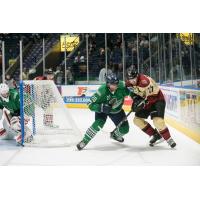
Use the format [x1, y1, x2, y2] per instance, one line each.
[0, 83, 33, 145]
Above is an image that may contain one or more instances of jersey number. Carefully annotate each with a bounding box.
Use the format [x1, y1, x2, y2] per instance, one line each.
[91, 96, 97, 102]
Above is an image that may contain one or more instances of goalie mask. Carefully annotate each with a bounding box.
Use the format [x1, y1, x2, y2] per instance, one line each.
[0, 83, 10, 102]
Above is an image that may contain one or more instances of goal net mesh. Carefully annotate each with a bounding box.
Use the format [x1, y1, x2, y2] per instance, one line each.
[20, 80, 81, 147]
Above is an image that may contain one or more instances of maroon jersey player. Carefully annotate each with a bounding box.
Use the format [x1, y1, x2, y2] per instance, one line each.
[126, 70, 176, 148]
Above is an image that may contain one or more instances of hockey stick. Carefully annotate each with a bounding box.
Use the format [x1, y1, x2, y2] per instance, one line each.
[109, 97, 147, 134]
[110, 110, 132, 134]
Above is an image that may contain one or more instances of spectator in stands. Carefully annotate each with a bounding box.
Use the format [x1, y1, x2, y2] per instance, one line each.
[55, 66, 64, 85]
[88, 34, 96, 54]
[107, 34, 115, 51]
[74, 51, 85, 66]
[99, 65, 112, 83]
[111, 45, 122, 64]
[171, 59, 186, 81]
[127, 64, 137, 73]
[139, 36, 149, 62]
[113, 63, 119, 74]
[116, 63, 123, 80]
[66, 67, 74, 85]
[74, 51, 82, 64]
[116, 34, 122, 47]
[28, 67, 36, 80]
[99, 48, 105, 67]
[0, 47, 2, 66]
[80, 55, 85, 64]
[131, 47, 138, 65]
[5, 74, 17, 89]
[22, 68, 29, 80]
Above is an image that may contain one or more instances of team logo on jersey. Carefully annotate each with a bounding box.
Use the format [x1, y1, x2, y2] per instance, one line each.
[109, 98, 117, 105]
[107, 95, 111, 101]
[109, 98, 123, 109]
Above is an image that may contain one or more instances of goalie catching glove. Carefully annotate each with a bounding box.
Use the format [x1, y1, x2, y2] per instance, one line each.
[131, 96, 148, 112]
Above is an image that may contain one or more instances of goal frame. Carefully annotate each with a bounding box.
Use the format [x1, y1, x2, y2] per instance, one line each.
[19, 80, 81, 147]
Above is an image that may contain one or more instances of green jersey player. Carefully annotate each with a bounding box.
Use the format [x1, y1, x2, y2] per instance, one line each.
[77, 73, 132, 150]
[0, 83, 33, 145]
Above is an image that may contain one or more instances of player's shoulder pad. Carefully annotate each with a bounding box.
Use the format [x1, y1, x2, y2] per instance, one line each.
[138, 74, 150, 87]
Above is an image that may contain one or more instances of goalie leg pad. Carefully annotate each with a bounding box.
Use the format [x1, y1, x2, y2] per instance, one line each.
[0, 128, 7, 138]
[15, 126, 33, 144]
[1, 116, 19, 139]
[10, 116, 21, 131]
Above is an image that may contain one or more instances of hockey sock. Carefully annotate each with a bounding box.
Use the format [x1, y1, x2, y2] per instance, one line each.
[114, 128, 126, 137]
[159, 127, 171, 141]
[83, 126, 98, 144]
[113, 128, 123, 137]
[142, 123, 155, 137]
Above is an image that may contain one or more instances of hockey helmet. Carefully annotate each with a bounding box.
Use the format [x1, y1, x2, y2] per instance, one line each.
[106, 73, 119, 85]
[126, 69, 138, 80]
[46, 68, 54, 75]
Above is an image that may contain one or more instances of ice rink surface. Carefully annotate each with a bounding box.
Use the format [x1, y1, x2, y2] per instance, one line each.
[0, 109, 200, 166]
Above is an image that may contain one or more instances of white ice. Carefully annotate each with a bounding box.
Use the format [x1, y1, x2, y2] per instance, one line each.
[0, 108, 200, 165]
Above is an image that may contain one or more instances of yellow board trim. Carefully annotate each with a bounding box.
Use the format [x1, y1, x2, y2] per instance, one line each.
[165, 116, 200, 144]
[66, 104, 132, 110]
[66, 104, 88, 109]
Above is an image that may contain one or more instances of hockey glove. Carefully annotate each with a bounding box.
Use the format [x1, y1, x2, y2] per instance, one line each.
[101, 104, 112, 114]
[132, 97, 148, 112]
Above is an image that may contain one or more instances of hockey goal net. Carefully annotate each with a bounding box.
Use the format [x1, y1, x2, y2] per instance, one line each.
[19, 80, 81, 147]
